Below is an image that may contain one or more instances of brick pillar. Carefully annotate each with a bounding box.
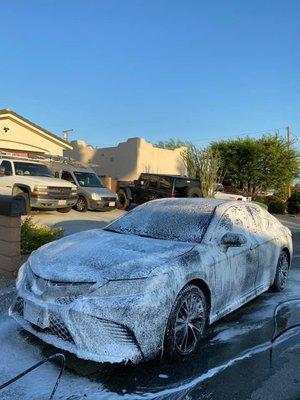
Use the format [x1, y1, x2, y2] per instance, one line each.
[0, 195, 27, 278]
[0, 215, 22, 277]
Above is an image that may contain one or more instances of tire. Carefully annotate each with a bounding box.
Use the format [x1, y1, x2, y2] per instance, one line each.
[117, 190, 131, 210]
[13, 189, 30, 213]
[186, 187, 202, 198]
[74, 196, 88, 212]
[164, 284, 207, 360]
[270, 250, 290, 292]
[57, 206, 72, 213]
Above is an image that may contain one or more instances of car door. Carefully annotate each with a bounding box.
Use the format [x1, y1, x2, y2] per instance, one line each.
[245, 204, 279, 290]
[133, 175, 149, 204]
[157, 176, 173, 198]
[0, 160, 14, 195]
[210, 204, 259, 311]
[144, 175, 159, 201]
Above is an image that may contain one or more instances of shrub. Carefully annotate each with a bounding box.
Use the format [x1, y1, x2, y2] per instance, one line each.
[287, 191, 300, 215]
[267, 199, 286, 214]
[21, 217, 63, 254]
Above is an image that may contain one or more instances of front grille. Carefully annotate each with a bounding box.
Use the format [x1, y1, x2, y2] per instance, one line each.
[32, 312, 74, 343]
[55, 295, 79, 305]
[47, 186, 72, 199]
[26, 273, 93, 305]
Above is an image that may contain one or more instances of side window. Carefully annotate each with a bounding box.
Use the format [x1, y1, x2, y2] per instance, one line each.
[159, 177, 173, 191]
[174, 179, 193, 195]
[1, 161, 13, 176]
[148, 176, 158, 189]
[61, 171, 76, 184]
[213, 205, 251, 243]
[246, 205, 267, 233]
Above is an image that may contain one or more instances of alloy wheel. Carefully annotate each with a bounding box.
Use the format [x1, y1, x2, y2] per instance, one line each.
[278, 252, 289, 288]
[174, 292, 205, 355]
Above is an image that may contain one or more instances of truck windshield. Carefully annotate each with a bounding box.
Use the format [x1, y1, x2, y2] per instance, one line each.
[14, 162, 53, 177]
[74, 172, 105, 187]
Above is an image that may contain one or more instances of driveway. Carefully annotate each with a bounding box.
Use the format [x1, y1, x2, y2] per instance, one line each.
[27, 208, 126, 236]
[0, 214, 300, 399]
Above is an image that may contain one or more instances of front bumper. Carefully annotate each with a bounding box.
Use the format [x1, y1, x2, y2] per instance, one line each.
[10, 295, 145, 363]
[31, 195, 78, 210]
[88, 197, 117, 211]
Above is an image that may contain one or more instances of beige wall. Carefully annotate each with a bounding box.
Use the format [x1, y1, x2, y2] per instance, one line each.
[0, 112, 72, 156]
[65, 137, 187, 181]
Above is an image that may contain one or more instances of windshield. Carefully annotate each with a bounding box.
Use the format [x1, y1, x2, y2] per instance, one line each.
[105, 198, 218, 243]
[14, 162, 53, 177]
[74, 171, 105, 187]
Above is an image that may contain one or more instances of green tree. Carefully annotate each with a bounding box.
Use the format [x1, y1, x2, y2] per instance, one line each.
[211, 135, 299, 196]
[181, 144, 222, 197]
[154, 138, 190, 150]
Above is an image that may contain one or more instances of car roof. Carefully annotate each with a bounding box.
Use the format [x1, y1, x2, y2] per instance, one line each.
[140, 173, 198, 180]
[1, 158, 45, 165]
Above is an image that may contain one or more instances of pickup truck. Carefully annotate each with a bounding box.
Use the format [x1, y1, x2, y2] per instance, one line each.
[0, 157, 78, 213]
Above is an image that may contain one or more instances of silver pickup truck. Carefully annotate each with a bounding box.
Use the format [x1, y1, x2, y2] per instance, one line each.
[0, 157, 78, 213]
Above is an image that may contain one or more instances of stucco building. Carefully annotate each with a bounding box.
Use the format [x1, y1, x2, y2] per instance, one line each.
[65, 137, 187, 181]
[0, 109, 72, 157]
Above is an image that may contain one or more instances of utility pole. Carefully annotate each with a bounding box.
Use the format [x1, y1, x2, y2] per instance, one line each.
[62, 129, 74, 142]
[287, 126, 292, 198]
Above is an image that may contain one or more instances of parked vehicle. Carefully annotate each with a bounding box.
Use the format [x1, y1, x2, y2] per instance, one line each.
[10, 198, 292, 363]
[0, 155, 78, 213]
[117, 173, 202, 210]
[50, 163, 117, 212]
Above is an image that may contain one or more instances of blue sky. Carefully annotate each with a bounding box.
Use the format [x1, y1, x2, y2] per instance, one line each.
[1, 0, 300, 147]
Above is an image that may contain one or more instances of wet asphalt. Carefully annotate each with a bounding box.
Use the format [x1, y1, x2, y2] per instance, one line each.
[0, 231, 300, 399]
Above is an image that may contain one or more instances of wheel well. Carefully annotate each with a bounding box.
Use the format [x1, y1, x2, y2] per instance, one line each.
[13, 185, 30, 196]
[282, 247, 291, 266]
[187, 279, 211, 315]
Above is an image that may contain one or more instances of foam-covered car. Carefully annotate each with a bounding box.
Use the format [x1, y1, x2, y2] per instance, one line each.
[10, 198, 292, 363]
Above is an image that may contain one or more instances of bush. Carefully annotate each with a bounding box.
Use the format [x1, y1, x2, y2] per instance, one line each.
[21, 217, 63, 254]
[287, 191, 300, 215]
[267, 199, 286, 214]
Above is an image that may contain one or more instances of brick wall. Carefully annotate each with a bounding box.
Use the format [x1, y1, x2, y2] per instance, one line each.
[0, 215, 21, 278]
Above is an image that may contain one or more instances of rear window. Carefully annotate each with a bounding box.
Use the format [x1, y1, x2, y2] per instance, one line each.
[105, 198, 218, 243]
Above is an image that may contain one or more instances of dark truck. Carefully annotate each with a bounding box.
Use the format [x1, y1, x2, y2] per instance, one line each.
[117, 173, 201, 210]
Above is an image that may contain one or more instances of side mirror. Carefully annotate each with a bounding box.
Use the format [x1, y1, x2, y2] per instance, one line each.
[221, 232, 246, 248]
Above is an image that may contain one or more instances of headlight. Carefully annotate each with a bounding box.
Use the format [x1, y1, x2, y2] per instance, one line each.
[91, 192, 102, 200]
[16, 262, 29, 289]
[32, 185, 48, 195]
[92, 274, 168, 297]
[71, 187, 78, 194]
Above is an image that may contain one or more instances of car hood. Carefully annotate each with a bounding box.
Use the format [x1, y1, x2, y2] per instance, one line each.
[18, 176, 76, 188]
[29, 229, 194, 282]
[81, 187, 116, 197]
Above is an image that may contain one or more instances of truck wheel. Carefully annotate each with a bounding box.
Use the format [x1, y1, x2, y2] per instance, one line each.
[57, 207, 72, 213]
[164, 284, 207, 360]
[74, 196, 88, 212]
[117, 190, 131, 210]
[186, 187, 202, 198]
[13, 189, 30, 213]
